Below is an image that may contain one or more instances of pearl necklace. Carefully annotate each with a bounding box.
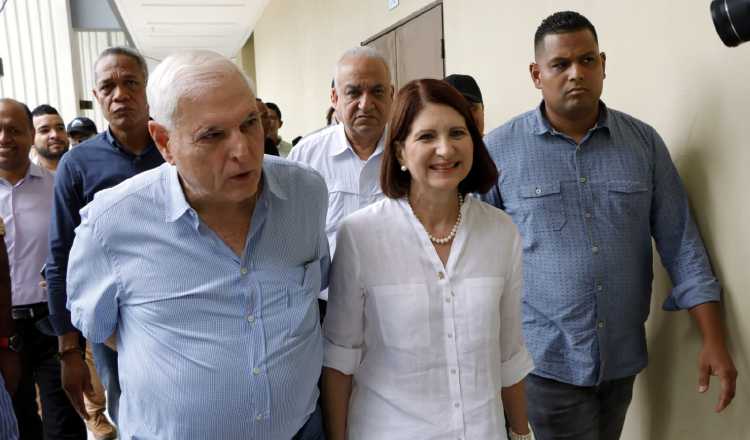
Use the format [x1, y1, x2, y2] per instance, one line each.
[409, 193, 464, 245]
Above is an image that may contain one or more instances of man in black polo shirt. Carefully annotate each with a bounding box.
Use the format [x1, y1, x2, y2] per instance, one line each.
[45, 46, 164, 435]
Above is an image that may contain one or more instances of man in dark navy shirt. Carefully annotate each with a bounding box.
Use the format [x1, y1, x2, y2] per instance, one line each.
[45, 46, 164, 434]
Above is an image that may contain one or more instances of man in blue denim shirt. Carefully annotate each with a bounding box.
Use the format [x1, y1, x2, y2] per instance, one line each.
[482, 11, 737, 439]
[67, 50, 329, 440]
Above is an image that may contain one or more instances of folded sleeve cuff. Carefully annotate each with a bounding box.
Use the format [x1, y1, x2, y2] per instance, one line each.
[323, 339, 362, 375]
[500, 347, 535, 387]
[662, 278, 721, 311]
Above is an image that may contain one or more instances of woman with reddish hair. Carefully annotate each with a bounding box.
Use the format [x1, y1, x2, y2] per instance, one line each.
[321, 78, 534, 440]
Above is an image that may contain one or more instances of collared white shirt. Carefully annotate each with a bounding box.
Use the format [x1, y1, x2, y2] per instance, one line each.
[288, 124, 385, 259]
[0, 163, 54, 306]
[324, 196, 534, 440]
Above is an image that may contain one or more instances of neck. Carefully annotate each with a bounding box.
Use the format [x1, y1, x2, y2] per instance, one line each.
[344, 127, 381, 160]
[544, 102, 599, 143]
[409, 188, 461, 230]
[0, 162, 30, 185]
[110, 124, 150, 155]
[38, 156, 59, 172]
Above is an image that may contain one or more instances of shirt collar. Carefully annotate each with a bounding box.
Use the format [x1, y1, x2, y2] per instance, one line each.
[106, 127, 157, 157]
[530, 100, 611, 136]
[27, 162, 45, 179]
[331, 123, 386, 158]
[164, 160, 288, 224]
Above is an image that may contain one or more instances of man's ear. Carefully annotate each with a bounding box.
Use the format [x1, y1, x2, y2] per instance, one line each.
[148, 121, 175, 164]
[330, 86, 338, 107]
[529, 62, 542, 90]
[601, 52, 607, 79]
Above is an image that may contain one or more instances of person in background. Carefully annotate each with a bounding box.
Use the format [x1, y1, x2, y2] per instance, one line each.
[322, 79, 533, 440]
[1, 98, 86, 439]
[31, 105, 70, 172]
[0, 216, 20, 440]
[66, 117, 98, 147]
[444, 74, 486, 136]
[264, 102, 293, 157]
[288, 46, 394, 317]
[66, 50, 329, 440]
[482, 11, 737, 439]
[45, 47, 164, 436]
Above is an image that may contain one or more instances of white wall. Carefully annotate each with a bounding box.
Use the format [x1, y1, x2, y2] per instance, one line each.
[252, 1, 750, 438]
[0, 0, 78, 121]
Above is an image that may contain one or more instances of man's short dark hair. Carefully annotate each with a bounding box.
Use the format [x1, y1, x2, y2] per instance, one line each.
[265, 102, 282, 121]
[0, 98, 33, 129]
[534, 11, 598, 52]
[31, 104, 60, 118]
[94, 46, 148, 81]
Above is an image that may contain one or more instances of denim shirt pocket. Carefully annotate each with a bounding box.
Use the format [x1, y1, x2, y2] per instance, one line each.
[607, 180, 650, 220]
[518, 182, 567, 232]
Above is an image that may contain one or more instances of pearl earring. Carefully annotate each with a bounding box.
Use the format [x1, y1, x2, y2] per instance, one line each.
[400, 165, 408, 172]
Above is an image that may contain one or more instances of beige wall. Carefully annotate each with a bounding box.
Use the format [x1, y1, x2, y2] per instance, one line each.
[252, 1, 749, 438]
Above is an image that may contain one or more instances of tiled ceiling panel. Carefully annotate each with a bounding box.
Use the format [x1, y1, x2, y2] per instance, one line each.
[112, 0, 269, 61]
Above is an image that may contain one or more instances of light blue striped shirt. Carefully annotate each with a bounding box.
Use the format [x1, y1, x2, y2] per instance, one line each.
[0, 373, 19, 440]
[67, 157, 330, 440]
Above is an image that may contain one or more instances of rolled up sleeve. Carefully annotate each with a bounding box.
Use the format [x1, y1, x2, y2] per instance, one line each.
[500, 230, 534, 387]
[649, 133, 721, 311]
[66, 208, 120, 343]
[322, 222, 364, 375]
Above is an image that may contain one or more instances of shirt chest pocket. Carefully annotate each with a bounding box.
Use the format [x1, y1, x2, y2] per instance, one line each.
[607, 180, 650, 220]
[327, 182, 357, 233]
[462, 277, 503, 346]
[369, 283, 430, 350]
[260, 262, 320, 340]
[517, 182, 567, 232]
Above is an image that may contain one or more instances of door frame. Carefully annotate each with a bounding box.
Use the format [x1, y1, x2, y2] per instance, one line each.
[360, 1, 445, 76]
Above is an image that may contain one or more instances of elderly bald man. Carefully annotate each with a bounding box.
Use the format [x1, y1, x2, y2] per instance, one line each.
[66, 51, 330, 440]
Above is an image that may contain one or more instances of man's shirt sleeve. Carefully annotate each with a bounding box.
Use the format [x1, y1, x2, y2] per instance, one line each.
[45, 157, 85, 335]
[649, 131, 721, 310]
[66, 209, 119, 343]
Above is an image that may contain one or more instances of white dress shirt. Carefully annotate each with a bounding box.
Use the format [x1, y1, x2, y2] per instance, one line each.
[0, 163, 54, 306]
[324, 196, 534, 440]
[288, 124, 385, 259]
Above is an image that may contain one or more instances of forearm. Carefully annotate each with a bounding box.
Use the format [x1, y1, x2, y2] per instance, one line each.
[689, 302, 726, 345]
[501, 380, 530, 435]
[58, 331, 82, 352]
[321, 367, 353, 440]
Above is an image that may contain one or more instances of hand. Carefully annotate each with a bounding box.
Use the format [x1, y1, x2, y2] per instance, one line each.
[697, 340, 737, 412]
[0, 350, 21, 396]
[60, 353, 93, 420]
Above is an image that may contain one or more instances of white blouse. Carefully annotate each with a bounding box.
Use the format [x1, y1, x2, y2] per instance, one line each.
[323, 196, 534, 440]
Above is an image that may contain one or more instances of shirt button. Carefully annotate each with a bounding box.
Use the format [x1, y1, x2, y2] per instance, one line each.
[596, 284, 603, 291]
[445, 297, 451, 303]
[454, 402, 460, 408]
[447, 333, 453, 339]
[240, 267, 248, 275]
[584, 211, 592, 219]
[598, 321, 605, 329]
[592, 245, 600, 254]
[252, 367, 261, 375]
[579, 176, 587, 183]
[450, 368, 457, 374]
[438, 272, 445, 280]
[247, 315, 255, 322]
[535, 187, 542, 195]
[255, 414, 262, 421]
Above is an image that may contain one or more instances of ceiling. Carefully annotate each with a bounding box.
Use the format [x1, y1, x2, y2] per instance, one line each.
[111, 0, 270, 62]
